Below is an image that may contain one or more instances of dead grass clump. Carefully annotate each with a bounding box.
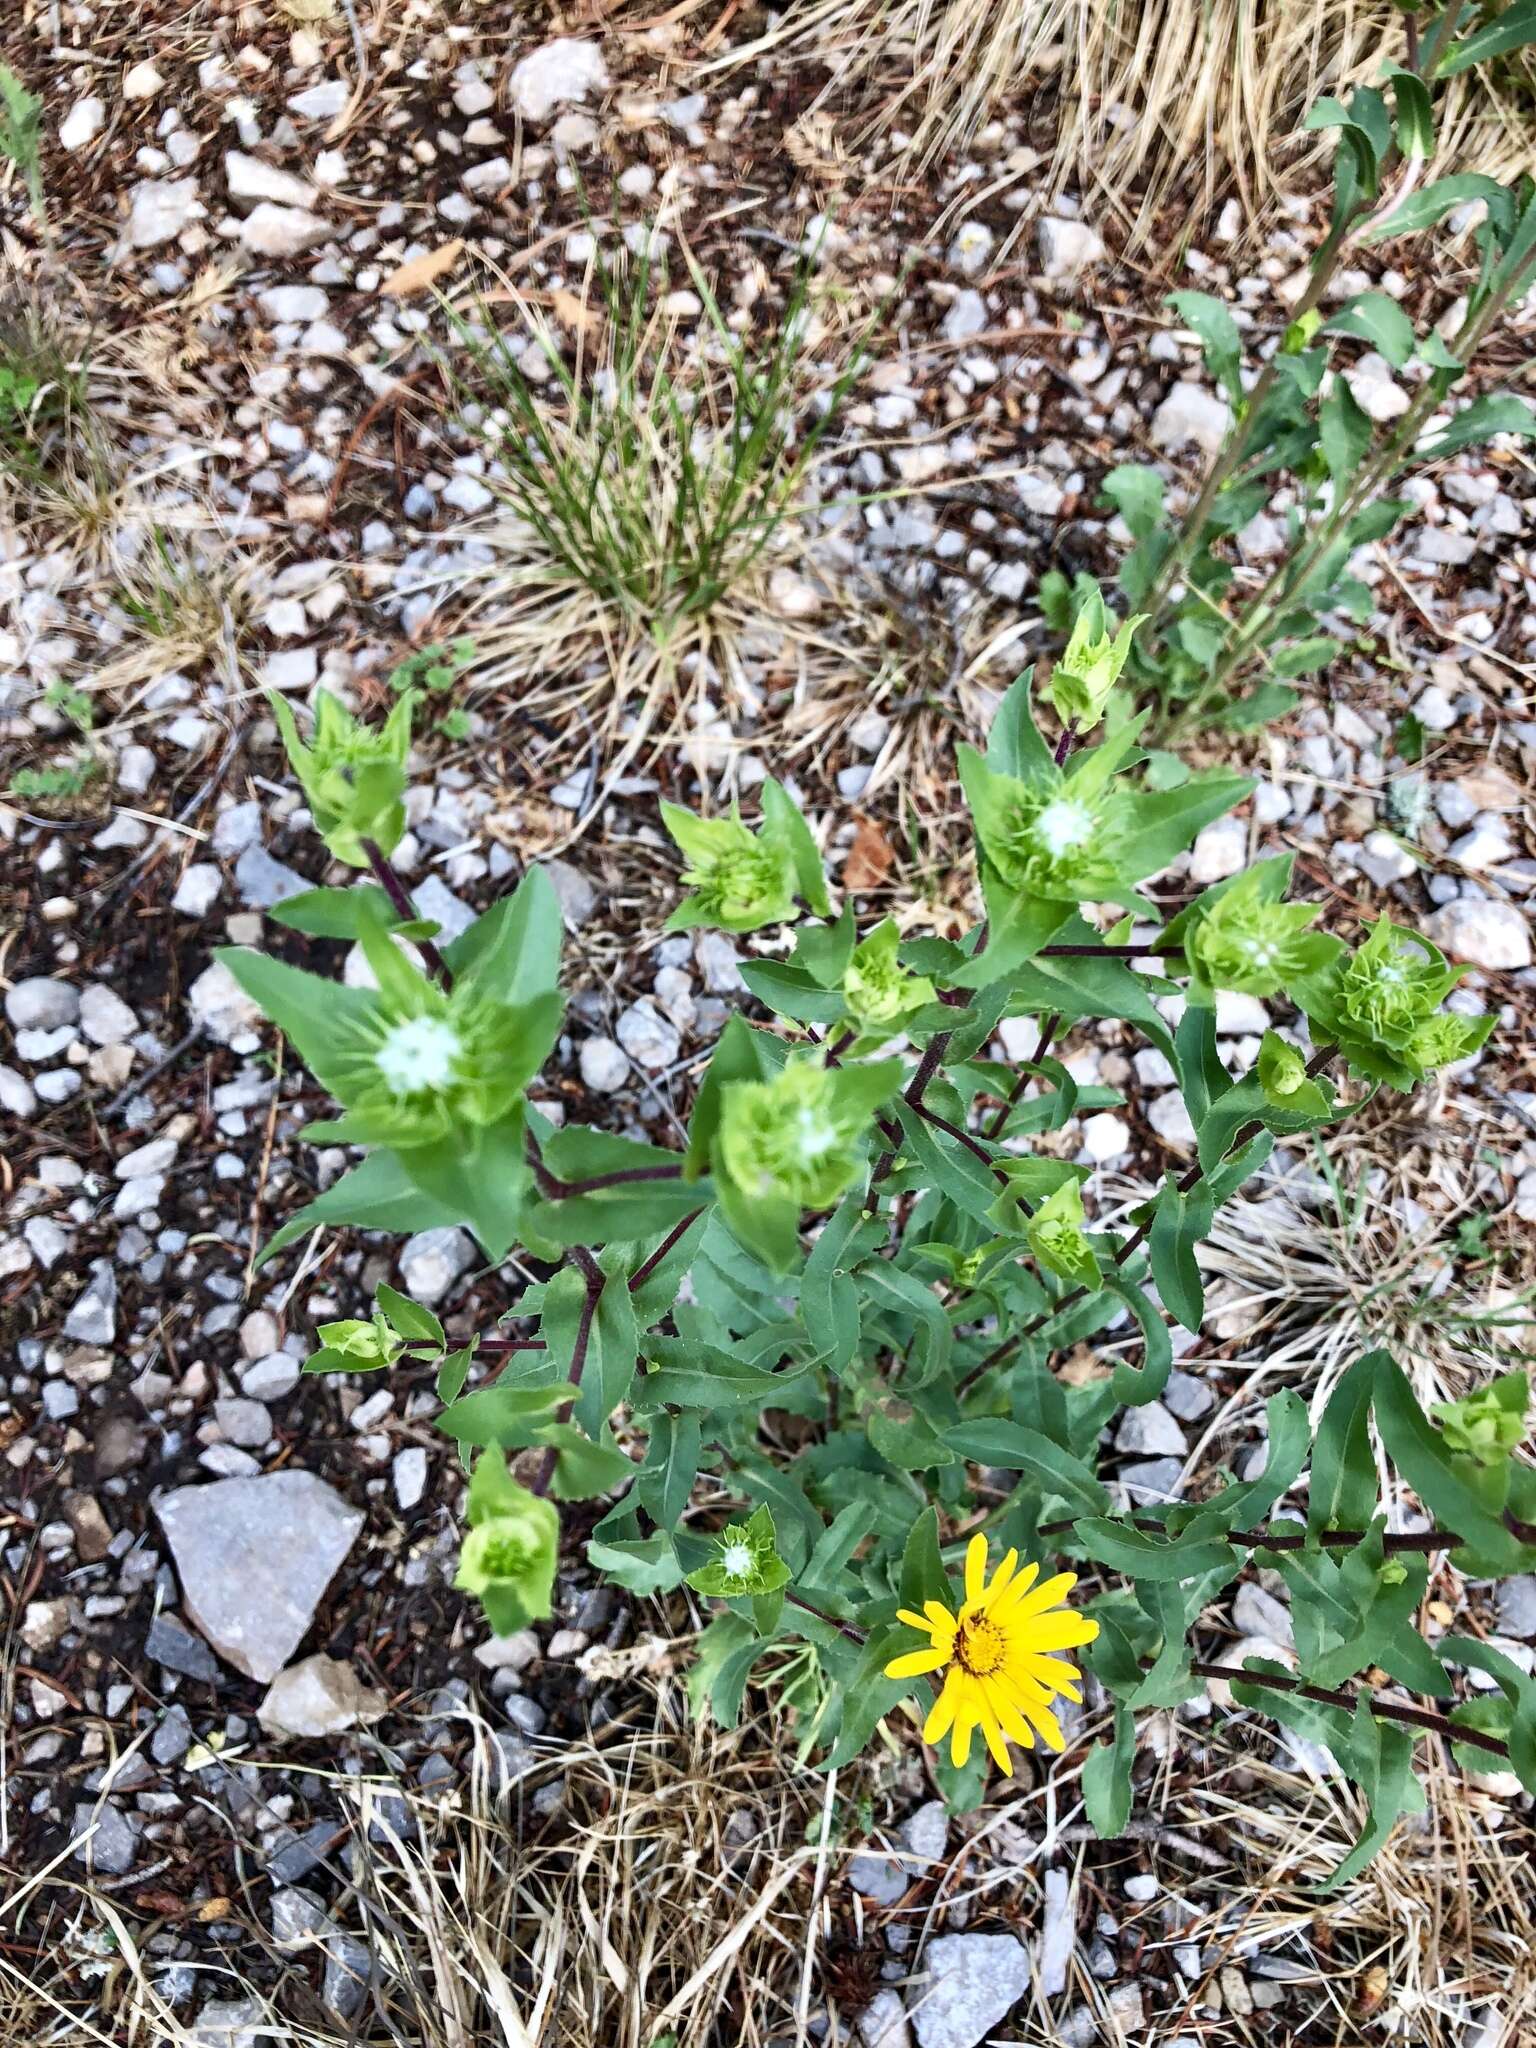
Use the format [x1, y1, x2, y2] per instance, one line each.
[1195, 1105, 1535, 1416]
[3, 1685, 858, 2048]
[700, 0, 1536, 245]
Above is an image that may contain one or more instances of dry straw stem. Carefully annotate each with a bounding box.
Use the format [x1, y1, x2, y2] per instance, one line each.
[696, 0, 1536, 245]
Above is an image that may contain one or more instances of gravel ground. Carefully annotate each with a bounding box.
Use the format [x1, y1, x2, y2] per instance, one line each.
[4, 14, 1536, 2045]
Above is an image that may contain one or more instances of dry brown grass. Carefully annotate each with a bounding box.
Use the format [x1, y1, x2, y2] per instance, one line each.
[694, 0, 1536, 247]
[0, 1684, 859, 2048]
[9, 1667, 1533, 2048]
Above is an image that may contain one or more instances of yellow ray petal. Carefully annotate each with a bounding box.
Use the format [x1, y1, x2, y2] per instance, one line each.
[964, 1532, 988, 1606]
[981, 1708, 1014, 1776]
[884, 1645, 950, 1680]
[1017, 1651, 1087, 1698]
[896, 1607, 937, 1634]
[998, 1661, 1056, 1704]
[923, 1599, 959, 1632]
[1012, 1612, 1100, 1653]
[985, 1683, 1038, 1750]
[981, 1547, 1019, 1607]
[950, 1707, 975, 1770]
[996, 1570, 1077, 1620]
[923, 1670, 962, 1746]
[1020, 1698, 1066, 1752]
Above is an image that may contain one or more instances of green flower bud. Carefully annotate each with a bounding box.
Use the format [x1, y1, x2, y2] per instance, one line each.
[718, 1059, 878, 1211]
[1431, 1377, 1528, 1468]
[1282, 308, 1323, 354]
[453, 1448, 560, 1635]
[1187, 871, 1338, 999]
[662, 780, 829, 935]
[842, 920, 936, 1032]
[1256, 1030, 1332, 1118]
[1044, 589, 1147, 733]
[965, 764, 1130, 905]
[316, 911, 561, 1146]
[270, 688, 415, 868]
[686, 1503, 790, 1598]
[1026, 1178, 1102, 1291]
[1406, 1008, 1492, 1077]
[1339, 919, 1461, 1051]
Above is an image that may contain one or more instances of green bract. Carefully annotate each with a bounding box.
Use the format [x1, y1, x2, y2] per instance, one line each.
[304, 914, 559, 1147]
[1432, 1376, 1528, 1468]
[453, 1448, 561, 1635]
[1044, 589, 1147, 732]
[712, 1055, 901, 1268]
[270, 687, 415, 868]
[842, 920, 936, 1034]
[1025, 1178, 1102, 1291]
[685, 1504, 791, 1597]
[1186, 869, 1341, 1000]
[1256, 1031, 1331, 1117]
[662, 779, 830, 933]
[1302, 919, 1487, 1088]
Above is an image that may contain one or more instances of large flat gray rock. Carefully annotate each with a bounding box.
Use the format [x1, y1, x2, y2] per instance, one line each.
[154, 1471, 363, 1681]
[912, 1932, 1032, 2048]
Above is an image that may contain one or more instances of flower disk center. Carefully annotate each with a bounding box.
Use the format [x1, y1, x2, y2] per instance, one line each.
[955, 1615, 1006, 1678]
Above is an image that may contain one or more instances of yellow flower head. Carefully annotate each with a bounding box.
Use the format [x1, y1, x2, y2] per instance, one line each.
[884, 1533, 1099, 1774]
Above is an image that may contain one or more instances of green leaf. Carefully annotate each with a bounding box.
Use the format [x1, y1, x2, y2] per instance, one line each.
[375, 1282, 444, 1350]
[215, 947, 381, 1093]
[868, 1398, 957, 1472]
[983, 668, 1054, 782]
[436, 1344, 473, 1405]
[1115, 773, 1253, 884]
[1436, 0, 1536, 76]
[1148, 1173, 1211, 1334]
[899, 1506, 951, 1611]
[1325, 293, 1416, 370]
[944, 1421, 1108, 1517]
[738, 959, 848, 1025]
[1318, 374, 1375, 486]
[1328, 1702, 1424, 1890]
[531, 1422, 634, 1500]
[395, 1108, 530, 1264]
[436, 1381, 567, 1445]
[1270, 635, 1344, 678]
[267, 884, 401, 938]
[637, 1411, 703, 1535]
[1101, 1273, 1174, 1409]
[586, 1532, 684, 1597]
[1372, 1356, 1523, 1569]
[1073, 1520, 1238, 1583]
[257, 1148, 461, 1265]
[1100, 464, 1166, 541]
[760, 778, 831, 917]
[1417, 394, 1536, 462]
[802, 1193, 877, 1375]
[1167, 290, 1244, 403]
[540, 1262, 638, 1441]
[443, 866, 563, 1005]
[1387, 68, 1434, 158]
[1083, 1704, 1136, 1838]
[1361, 173, 1506, 241]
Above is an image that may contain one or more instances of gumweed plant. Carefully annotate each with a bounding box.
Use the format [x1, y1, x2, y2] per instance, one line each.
[228, 618, 1536, 1883]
